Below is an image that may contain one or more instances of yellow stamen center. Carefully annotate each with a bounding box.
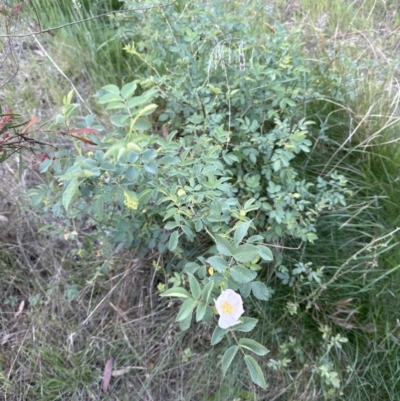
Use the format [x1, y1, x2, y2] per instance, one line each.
[221, 301, 234, 314]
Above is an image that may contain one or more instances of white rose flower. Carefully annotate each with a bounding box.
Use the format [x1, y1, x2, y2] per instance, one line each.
[215, 289, 244, 329]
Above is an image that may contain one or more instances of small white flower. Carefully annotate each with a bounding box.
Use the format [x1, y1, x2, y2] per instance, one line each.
[215, 289, 244, 329]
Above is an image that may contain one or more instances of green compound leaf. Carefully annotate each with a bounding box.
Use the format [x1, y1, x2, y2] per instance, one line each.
[222, 345, 239, 376]
[233, 244, 260, 263]
[207, 256, 228, 273]
[239, 338, 270, 356]
[188, 274, 201, 299]
[168, 231, 179, 251]
[231, 317, 258, 333]
[231, 265, 257, 284]
[214, 234, 235, 257]
[244, 355, 268, 389]
[176, 298, 197, 322]
[159, 287, 191, 299]
[211, 325, 228, 345]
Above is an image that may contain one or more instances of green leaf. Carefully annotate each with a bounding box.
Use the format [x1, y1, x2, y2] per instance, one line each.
[239, 282, 252, 298]
[102, 84, 120, 95]
[142, 148, 157, 162]
[165, 221, 179, 230]
[211, 325, 227, 345]
[159, 287, 191, 299]
[183, 262, 201, 275]
[126, 151, 139, 163]
[244, 355, 268, 389]
[258, 245, 274, 261]
[188, 274, 201, 299]
[247, 235, 264, 243]
[182, 225, 195, 241]
[144, 161, 157, 174]
[103, 140, 126, 160]
[233, 244, 260, 263]
[207, 256, 228, 273]
[134, 117, 152, 131]
[168, 231, 179, 251]
[201, 281, 214, 303]
[231, 317, 258, 333]
[98, 92, 123, 104]
[231, 265, 257, 284]
[222, 345, 239, 376]
[127, 95, 147, 109]
[251, 281, 272, 301]
[110, 114, 130, 127]
[31, 192, 45, 206]
[62, 179, 83, 211]
[179, 312, 192, 331]
[139, 104, 158, 116]
[0, 150, 7, 163]
[105, 101, 126, 110]
[39, 158, 53, 173]
[176, 298, 197, 322]
[121, 82, 137, 99]
[138, 188, 153, 206]
[306, 232, 318, 243]
[234, 220, 252, 245]
[214, 234, 235, 257]
[239, 338, 270, 356]
[196, 302, 207, 322]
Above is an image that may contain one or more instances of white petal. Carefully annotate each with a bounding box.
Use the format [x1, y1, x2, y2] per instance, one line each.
[218, 314, 240, 329]
[232, 305, 245, 320]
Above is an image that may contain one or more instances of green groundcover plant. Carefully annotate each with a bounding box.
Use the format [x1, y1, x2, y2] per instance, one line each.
[28, 1, 351, 391]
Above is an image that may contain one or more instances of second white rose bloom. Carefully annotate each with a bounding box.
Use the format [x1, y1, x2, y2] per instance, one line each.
[215, 289, 244, 329]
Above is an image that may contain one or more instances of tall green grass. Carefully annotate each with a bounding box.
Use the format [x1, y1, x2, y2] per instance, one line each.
[29, 0, 132, 88]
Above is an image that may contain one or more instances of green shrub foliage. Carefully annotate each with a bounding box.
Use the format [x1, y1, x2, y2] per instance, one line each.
[28, 0, 349, 389]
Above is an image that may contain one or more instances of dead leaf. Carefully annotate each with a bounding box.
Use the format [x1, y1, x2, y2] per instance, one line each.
[0, 215, 8, 222]
[15, 300, 25, 318]
[21, 117, 39, 134]
[64, 128, 100, 135]
[111, 366, 145, 377]
[12, 2, 22, 15]
[33, 50, 45, 57]
[69, 135, 97, 146]
[102, 357, 113, 392]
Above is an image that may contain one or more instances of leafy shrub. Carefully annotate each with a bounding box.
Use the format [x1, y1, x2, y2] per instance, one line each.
[28, 1, 350, 391]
